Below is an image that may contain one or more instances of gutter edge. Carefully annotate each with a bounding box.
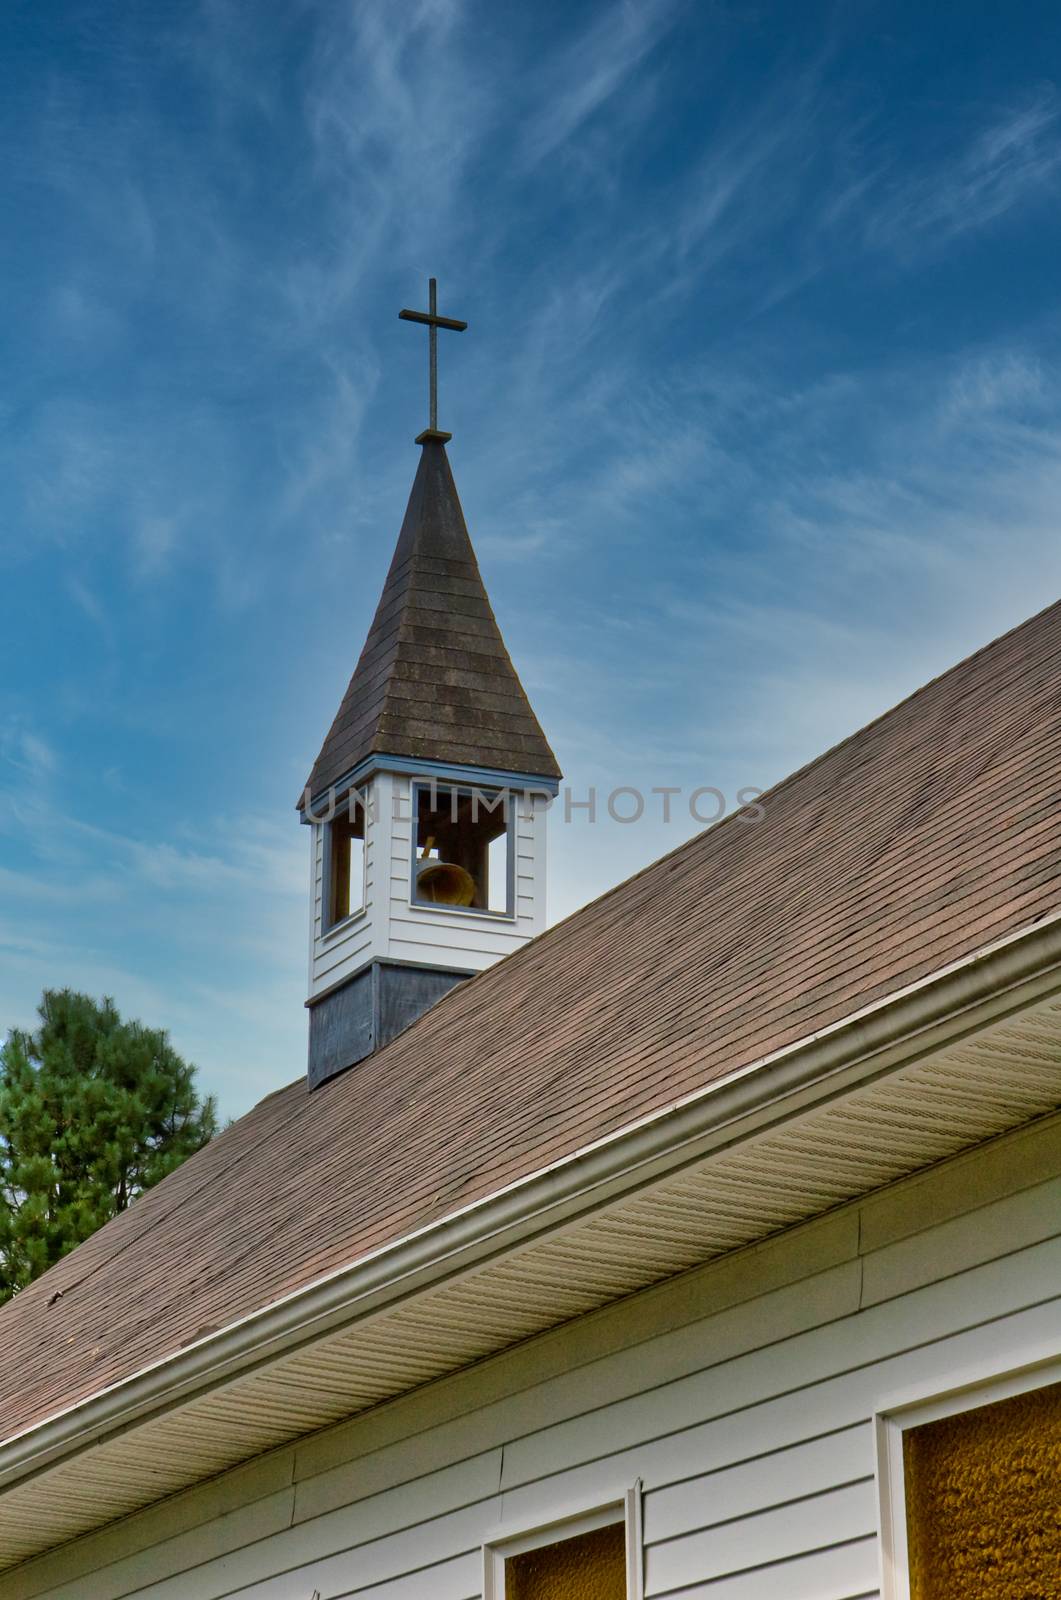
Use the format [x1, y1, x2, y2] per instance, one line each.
[2, 909, 1061, 1492]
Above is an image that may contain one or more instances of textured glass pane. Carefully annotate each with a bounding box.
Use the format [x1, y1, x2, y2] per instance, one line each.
[507, 1522, 625, 1600]
[904, 1380, 1061, 1598]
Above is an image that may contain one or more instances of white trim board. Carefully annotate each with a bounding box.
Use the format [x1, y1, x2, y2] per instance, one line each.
[483, 1484, 644, 1600]
[875, 1347, 1061, 1600]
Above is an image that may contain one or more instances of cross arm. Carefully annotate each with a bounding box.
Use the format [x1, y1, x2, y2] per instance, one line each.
[398, 309, 468, 331]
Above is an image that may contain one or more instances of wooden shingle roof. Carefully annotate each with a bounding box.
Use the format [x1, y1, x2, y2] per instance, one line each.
[2, 598, 1061, 1445]
[302, 439, 561, 804]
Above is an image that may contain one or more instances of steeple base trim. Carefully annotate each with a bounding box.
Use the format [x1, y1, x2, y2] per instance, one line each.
[307, 959, 473, 1090]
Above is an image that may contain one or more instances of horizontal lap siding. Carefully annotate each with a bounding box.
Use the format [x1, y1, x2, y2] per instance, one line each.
[658, 1539, 880, 1600]
[310, 819, 377, 993]
[6, 1121, 1059, 1600]
[313, 918, 374, 988]
[646, 1483, 879, 1594]
[514, 801, 542, 934]
[643, 1423, 872, 1544]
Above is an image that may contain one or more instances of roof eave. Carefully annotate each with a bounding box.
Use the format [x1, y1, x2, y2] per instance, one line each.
[3, 907, 1061, 1501]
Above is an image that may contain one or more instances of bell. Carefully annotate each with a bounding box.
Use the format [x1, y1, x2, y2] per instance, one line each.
[416, 857, 477, 906]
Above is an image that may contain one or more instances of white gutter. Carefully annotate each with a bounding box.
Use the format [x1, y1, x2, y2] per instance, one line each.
[2, 909, 1061, 1495]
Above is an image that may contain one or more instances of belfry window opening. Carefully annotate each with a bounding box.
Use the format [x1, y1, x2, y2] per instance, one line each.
[412, 781, 512, 915]
[324, 798, 366, 929]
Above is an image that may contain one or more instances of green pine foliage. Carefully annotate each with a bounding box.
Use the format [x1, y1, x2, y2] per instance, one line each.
[0, 989, 218, 1302]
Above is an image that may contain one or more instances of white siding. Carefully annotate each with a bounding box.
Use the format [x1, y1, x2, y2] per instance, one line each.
[6, 1113, 1059, 1600]
[308, 806, 375, 997]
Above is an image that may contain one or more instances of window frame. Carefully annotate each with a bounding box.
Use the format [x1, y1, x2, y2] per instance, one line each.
[409, 779, 516, 921]
[875, 1346, 1061, 1600]
[483, 1484, 643, 1600]
[321, 808, 367, 935]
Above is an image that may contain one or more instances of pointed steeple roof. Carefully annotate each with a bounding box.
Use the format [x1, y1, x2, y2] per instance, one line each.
[302, 440, 561, 804]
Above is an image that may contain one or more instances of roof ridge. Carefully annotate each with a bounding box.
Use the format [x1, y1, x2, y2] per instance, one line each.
[748, 594, 1061, 804]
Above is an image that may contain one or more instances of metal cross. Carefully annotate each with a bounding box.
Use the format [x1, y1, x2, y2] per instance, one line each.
[399, 278, 467, 442]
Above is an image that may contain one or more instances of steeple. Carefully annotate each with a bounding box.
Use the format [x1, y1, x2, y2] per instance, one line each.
[299, 286, 560, 1089]
[302, 439, 560, 809]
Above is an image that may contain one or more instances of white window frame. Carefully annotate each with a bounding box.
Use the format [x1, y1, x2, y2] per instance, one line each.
[875, 1346, 1061, 1600]
[483, 1483, 643, 1600]
[409, 779, 516, 921]
[320, 814, 368, 936]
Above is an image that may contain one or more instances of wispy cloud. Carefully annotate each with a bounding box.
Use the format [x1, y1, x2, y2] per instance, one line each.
[544, 334, 1061, 919]
[658, 69, 827, 285]
[0, 723, 59, 785]
[602, 78, 1061, 317]
[864, 88, 1061, 255]
[289, 0, 484, 326]
[517, 0, 681, 169]
[66, 574, 110, 632]
[0, 741, 307, 1105]
[5, 1, 1061, 1114]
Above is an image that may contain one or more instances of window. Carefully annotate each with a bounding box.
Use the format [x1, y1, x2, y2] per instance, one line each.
[324, 803, 365, 929]
[877, 1361, 1061, 1600]
[412, 781, 512, 916]
[903, 1381, 1060, 1598]
[507, 1521, 625, 1600]
[484, 1489, 642, 1600]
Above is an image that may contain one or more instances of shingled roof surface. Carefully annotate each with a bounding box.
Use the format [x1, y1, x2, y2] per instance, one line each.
[302, 439, 561, 802]
[3, 600, 1061, 1445]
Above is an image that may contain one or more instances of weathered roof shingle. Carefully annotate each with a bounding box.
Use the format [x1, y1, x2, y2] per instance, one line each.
[302, 440, 561, 803]
[3, 598, 1061, 1444]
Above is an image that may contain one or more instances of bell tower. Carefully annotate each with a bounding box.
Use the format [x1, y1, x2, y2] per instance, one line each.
[299, 283, 561, 1089]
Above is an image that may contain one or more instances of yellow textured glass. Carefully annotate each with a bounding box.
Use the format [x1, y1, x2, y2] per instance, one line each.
[904, 1379, 1061, 1598]
[506, 1521, 626, 1600]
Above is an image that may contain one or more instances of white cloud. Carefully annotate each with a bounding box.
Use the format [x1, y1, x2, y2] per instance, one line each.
[6, 4, 1061, 1120]
[863, 88, 1061, 255]
[516, 0, 681, 170]
[19, 731, 58, 779]
[0, 771, 309, 1112]
[287, 0, 484, 327]
[133, 514, 178, 578]
[0, 723, 59, 788]
[66, 575, 109, 631]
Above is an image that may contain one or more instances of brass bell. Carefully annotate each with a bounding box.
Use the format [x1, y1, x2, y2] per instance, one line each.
[416, 838, 476, 907]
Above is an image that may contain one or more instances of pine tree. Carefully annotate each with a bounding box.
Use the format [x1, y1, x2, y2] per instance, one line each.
[0, 989, 218, 1301]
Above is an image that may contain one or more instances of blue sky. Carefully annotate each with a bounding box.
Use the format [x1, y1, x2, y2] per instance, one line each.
[3, 0, 1061, 1117]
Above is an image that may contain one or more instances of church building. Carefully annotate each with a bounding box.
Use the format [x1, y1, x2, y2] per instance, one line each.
[0, 288, 1057, 1600]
